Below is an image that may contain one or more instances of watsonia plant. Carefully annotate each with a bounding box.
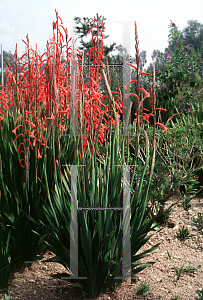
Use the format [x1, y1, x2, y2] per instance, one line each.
[23, 20, 168, 299]
[34, 117, 161, 299]
[0, 12, 168, 296]
[0, 11, 124, 290]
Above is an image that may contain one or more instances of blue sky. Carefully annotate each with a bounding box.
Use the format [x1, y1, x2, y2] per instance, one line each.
[1, 0, 203, 69]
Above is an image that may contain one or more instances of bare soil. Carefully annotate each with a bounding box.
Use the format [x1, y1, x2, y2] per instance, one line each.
[1, 195, 203, 300]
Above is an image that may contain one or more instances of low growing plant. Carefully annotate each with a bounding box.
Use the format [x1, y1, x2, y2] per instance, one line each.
[190, 212, 203, 249]
[181, 194, 192, 211]
[167, 251, 185, 280]
[0, 295, 12, 300]
[122, 114, 203, 223]
[134, 280, 151, 298]
[191, 212, 203, 233]
[173, 296, 180, 300]
[183, 263, 201, 275]
[175, 226, 192, 241]
[195, 288, 203, 300]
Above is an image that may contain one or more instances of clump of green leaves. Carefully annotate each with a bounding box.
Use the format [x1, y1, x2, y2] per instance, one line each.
[195, 288, 203, 300]
[127, 119, 203, 224]
[175, 226, 192, 241]
[181, 195, 191, 211]
[167, 251, 184, 280]
[183, 263, 201, 274]
[173, 295, 180, 300]
[0, 295, 12, 300]
[134, 281, 151, 298]
[167, 252, 201, 281]
[155, 206, 172, 225]
[191, 212, 203, 234]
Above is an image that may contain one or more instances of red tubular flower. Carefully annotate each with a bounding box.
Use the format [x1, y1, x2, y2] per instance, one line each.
[138, 88, 150, 98]
[138, 72, 151, 76]
[155, 108, 167, 111]
[124, 93, 139, 99]
[127, 62, 137, 71]
[155, 122, 168, 131]
[4, 12, 123, 167]
[88, 25, 96, 34]
[37, 149, 42, 159]
[14, 133, 24, 143]
[123, 80, 138, 90]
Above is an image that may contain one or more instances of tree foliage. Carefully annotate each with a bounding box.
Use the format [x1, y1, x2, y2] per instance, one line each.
[0, 50, 14, 86]
[73, 15, 116, 57]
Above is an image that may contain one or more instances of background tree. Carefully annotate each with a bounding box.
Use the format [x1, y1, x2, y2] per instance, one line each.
[146, 19, 203, 76]
[143, 19, 203, 123]
[146, 49, 165, 79]
[0, 50, 14, 87]
[74, 16, 116, 57]
[180, 20, 203, 53]
[165, 20, 203, 59]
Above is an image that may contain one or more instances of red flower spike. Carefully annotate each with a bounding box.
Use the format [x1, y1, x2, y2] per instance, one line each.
[46, 117, 55, 120]
[138, 55, 140, 66]
[19, 159, 25, 169]
[58, 15, 63, 23]
[4, 13, 122, 165]
[167, 113, 183, 121]
[39, 135, 46, 144]
[77, 49, 82, 56]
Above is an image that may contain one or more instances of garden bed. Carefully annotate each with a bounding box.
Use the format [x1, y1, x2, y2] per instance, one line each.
[1, 195, 203, 300]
